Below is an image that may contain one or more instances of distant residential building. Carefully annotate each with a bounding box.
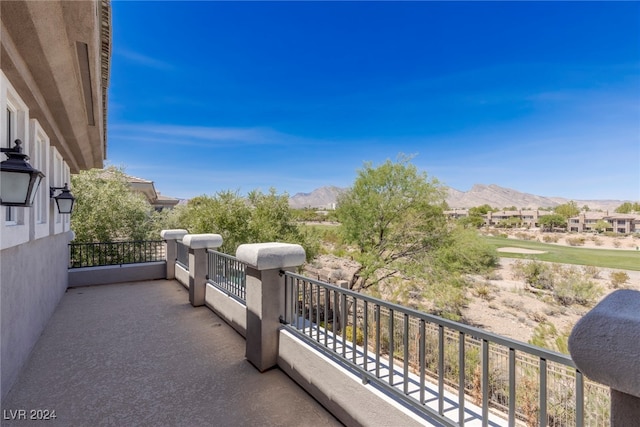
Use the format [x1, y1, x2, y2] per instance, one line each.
[568, 212, 640, 234]
[98, 169, 179, 211]
[154, 193, 180, 212]
[123, 174, 179, 211]
[443, 209, 469, 219]
[445, 209, 551, 228]
[448, 208, 639, 234]
[484, 210, 550, 228]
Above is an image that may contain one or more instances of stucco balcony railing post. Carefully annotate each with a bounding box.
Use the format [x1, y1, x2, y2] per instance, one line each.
[182, 234, 223, 307]
[569, 289, 640, 426]
[236, 242, 306, 372]
[160, 229, 188, 279]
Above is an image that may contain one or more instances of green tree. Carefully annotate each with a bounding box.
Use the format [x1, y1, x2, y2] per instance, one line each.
[468, 204, 494, 216]
[458, 204, 492, 229]
[432, 226, 498, 274]
[247, 188, 313, 247]
[538, 214, 567, 231]
[458, 214, 485, 229]
[177, 191, 252, 253]
[336, 157, 448, 290]
[614, 201, 640, 214]
[496, 217, 522, 229]
[293, 208, 325, 223]
[176, 189, 318, 260]
[554, 201, 580, 219]
[71, 167, 154, 242]
[593, 219, 610, 233]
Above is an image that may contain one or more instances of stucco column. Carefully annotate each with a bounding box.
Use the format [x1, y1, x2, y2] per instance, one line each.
[568, 290, 640, 426]
[160, 229, 188, 279]
[236, 242, 306, 372]
[182, 234, 223, 307]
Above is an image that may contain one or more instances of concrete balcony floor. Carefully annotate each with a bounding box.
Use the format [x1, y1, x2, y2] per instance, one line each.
[2, 280, 342, 426]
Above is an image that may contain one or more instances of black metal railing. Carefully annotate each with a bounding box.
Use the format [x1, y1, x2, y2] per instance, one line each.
[69, 241, 165, 268]
[176, 240, 189, 270]
[282, 271, 609, 427]
[206, 250, 247, 303]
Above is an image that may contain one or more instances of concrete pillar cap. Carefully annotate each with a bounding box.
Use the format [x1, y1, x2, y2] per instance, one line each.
[161, 229, 189, 241]
[236, 242, 306, 270]
[569, 289, 640, 397]
[182, 234, 223, 249]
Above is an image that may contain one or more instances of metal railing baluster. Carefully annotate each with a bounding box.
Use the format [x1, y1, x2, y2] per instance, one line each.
[363, 301, 368, 373]
[277, 271, 600, 427]
[509, 348, 516, 427]
[403, 313, 409, 395]
[540, 358, 547, 427]
[459, 332, 465, 426]
[389, 309, 394, 387]
[576, 370, 584, 427]
[438, 324, 445, 416]
[375, 304, 381, 378]
[69, 241, 165, 268]
[482, 339, 489, 427]
[419, 319, 425, 405]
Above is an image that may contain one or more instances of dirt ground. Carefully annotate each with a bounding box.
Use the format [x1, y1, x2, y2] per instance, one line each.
[310, 230, 640, 346]
[463, 230, 640, 343]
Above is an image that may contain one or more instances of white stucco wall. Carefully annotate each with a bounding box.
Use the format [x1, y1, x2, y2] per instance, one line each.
[1, 231, 71, 400]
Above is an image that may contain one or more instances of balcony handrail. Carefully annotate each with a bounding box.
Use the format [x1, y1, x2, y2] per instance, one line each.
[176, 240, 189, 270]
[282, 270, 609, 426]
[284, 271, 573, 367]
[206, 249, 247, 303]
[69, 240, 165, 269]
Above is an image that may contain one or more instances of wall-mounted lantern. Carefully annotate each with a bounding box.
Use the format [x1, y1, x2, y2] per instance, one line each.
[0, 139, 45, 207]
[50, 183, 75, 214]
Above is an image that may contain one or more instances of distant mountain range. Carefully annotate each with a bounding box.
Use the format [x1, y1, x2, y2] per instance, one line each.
[289, 186, 346, 209]
[289, 184, 630, 212]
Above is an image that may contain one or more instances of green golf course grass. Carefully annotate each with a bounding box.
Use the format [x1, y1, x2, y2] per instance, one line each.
[483, 236, 640, 271]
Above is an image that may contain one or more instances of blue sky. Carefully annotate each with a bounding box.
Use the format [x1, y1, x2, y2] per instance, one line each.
[107, 1, 640, 201]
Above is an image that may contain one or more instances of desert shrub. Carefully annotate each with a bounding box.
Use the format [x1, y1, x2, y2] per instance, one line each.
[473, 283, 494, 301]
[566, 237, 585, 246]
[503, 298, 524, 311]
[529, 321, 570, 354]
[332, 248, 347, 258]
[610, 271, 630, 289]
[554, 275, 602, 307]
[529, 311, 547, 323]
[592, 237, 603, 246]
[515, 232, 535, 241]
[522, 260, 555, 290]
[543, 305, 567, 317]
[582, 265, 601, 279]
[318, 227, 342, 245]
[542, 234, 560, 243]
[330, 268, 348, 282]
[423, 274, 469, 321]
[613, 239, 621, 248]
[483, 271, 502, 281]
[343, 325, 364, 346]
[511, 259, 526, 280]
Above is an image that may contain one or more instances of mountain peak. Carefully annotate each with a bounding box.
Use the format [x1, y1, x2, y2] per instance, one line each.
[289, 186, 346, 209]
